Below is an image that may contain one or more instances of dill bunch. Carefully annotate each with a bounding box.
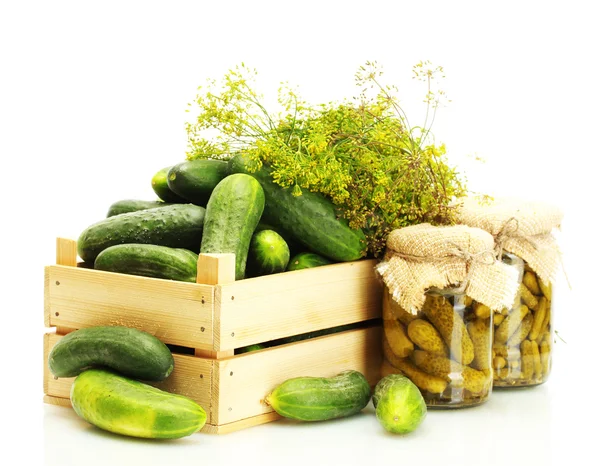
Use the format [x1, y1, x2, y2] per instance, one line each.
[185, 62, 467, 257]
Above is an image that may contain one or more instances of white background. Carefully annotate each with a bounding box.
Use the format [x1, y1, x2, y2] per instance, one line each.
[1, 1, 599, 465]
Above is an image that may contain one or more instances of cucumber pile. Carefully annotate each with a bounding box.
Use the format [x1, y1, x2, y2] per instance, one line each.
[49, 326, 206, 439]
[77, 158, 367, 282]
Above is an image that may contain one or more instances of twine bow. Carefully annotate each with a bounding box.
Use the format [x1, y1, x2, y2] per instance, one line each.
[493, 217, 538, 259]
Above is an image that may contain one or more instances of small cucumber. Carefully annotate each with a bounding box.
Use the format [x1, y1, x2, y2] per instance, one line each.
[287, 252, 332, 271]
[48, 326, 174, 381]
[70, 369, 206, 439]
[372, 374, 427, 434]
[94, 244, 199, 282]
[77, 204, 205, 262]
[247, 229, 290, 277]
[167, 159, 230, 206]
[106, 199, 173, 217]
[152, 166, 187, 203]
[255, 222, 302, 256]
[265, 370, 371, 421]
[200, 174, 265, 280]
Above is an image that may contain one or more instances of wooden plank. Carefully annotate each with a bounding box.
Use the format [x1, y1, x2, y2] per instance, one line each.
[216, 259, 382, 350]
[44, 395, 72, 408]
[44, 333, 215, 422]
[45, 265, 215, 349]
[201, 412, 281, 434]
[56, 238, 78, 266]
[212, 325, 382, 425]
[197, 253, 236, 285]
[194, 349, 234, 359]
[44, 267, 50, 327]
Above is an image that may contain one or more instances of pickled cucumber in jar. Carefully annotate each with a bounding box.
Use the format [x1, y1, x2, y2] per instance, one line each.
[381, 287, 493, 408]
[492, 254, 553, 387]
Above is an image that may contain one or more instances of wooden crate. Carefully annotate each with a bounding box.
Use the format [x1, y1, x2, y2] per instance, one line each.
[43, 238, 383, 433]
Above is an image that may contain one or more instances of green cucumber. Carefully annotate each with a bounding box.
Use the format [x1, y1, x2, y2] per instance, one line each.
[255, 222, 302, 256]
[106, 199, 173, 217]
[247, 229, 290, 277]
[70, 369, 206, 439]
[287, 252, 332, 271]
[77, 204, 205, 263]
[229, 154, 367, 262]
[167, 159, 230, 206]
[200, 174, 265, 280]
[372, 374, 427, 434]
[152, 166, 187, 203]
[94, 244, 198, 282]
[48, 326, 174, 381]
[265, 370, 371, 421]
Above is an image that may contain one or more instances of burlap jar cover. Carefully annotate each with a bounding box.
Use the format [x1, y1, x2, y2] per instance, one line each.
[456, 196, 563, 286]
[376, 223, 519, 314]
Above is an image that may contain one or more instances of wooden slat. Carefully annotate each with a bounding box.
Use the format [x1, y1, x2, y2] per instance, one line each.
[44, 267, 51, 327]
[44, 395, 72, 408]
[212, 325, 382, 425]
[197, 253, 236, 285]
[45, 265, 215, 349]
[194, 349, 234, 359]
[215, 259, 382, 350]
[44, 333, 215, 422]
[56, 238, 78, 266]
[201, 412, 281, 434]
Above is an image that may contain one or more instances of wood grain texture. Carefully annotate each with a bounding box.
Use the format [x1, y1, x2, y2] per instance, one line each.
[44, 395, 72, 408]
[197, 253, 236, 285]
[44, 267, 50, 327]
[44, 333, 215, 422]
[56, 238, 78, 266]
[212, 325, 382, 425]
[200, 412, 281, 434]
[216, 259, 382, 350]
[45, 265, 215, 349]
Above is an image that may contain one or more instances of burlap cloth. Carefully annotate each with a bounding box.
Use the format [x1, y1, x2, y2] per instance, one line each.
[376, 223, 520, 315]
[456, 196, 563, 285]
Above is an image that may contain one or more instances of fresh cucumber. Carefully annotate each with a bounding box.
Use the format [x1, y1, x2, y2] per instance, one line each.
[151, 166, 187, 203]
[229, 154, 366, 261]
[77, 204, 205, 262]
[70, 369, 206, 439]
[106, 199, 173, 217]
[372, 374, 427, 434]
[167, 159, 230, 206]
[287, 252, 332, 271]
[49, 326, 174, 381]
[265, 370, 371, 421]
[94, 244, 199, 283]
[200, 174, 265, 280]
[255, 222, 302, 256]
[247, 229, 290, 277]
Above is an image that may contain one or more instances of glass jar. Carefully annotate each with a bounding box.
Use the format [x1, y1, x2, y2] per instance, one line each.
[492, 253, 553, 387]
[381, 286, 493, 408]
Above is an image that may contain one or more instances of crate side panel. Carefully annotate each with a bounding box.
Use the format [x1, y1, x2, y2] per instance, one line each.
[217, 259, 382, 350]
[46, 265, 214, 348]
[44, 333, 214, 422]
[214, 325, 382, 425]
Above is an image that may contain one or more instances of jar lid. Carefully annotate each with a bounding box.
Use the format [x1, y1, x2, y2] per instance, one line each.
[376, 223, 519, 314]
[456, 196, 563, 285]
